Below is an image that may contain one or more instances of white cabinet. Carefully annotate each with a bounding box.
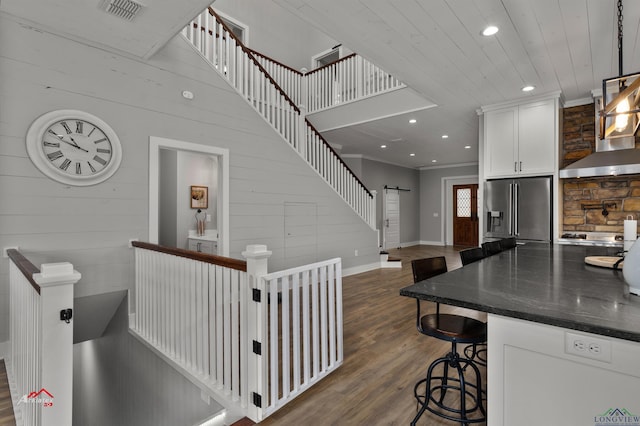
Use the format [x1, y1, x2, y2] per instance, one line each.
[488, 315, 640, 426]
[188, 238, 217, 255]
[484, 97, 557, 178]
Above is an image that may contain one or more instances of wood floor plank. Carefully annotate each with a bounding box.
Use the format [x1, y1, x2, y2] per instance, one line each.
[0, 360, 16, 426]
[259, 245, 487, 425]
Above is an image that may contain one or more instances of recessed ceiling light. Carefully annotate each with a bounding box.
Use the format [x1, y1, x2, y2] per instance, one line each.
[522, 85, 535, 92]
[409, 119, 417, 124]
[381, 144, 387, 148]
[442, 135, 449, 139]
[410, 153, 416, 157]
[431, 159, 437, 163]
[482, 26, 499, 36]
[464, 145, 472, 149]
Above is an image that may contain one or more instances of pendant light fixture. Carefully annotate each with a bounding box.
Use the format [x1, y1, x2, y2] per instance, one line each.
[599, 0, 640, 140]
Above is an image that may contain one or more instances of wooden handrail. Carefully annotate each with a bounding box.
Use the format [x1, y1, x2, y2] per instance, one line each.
[205, 7, 300, 114]
[131, 241, 247, 272]
[305, 53, 358, 76]
[305, 119, 372, 198]
[246, 47, 304, 76]
[6, 249, 41, 294]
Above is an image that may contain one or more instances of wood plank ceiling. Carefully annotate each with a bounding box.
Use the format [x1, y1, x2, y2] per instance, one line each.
[275, 0, 640, 168]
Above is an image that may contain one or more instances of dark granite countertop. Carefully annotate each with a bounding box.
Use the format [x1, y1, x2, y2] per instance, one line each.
[399, 243, 640, 342]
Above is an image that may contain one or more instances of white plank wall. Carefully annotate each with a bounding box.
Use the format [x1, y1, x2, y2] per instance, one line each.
[0, 13, 377, 344]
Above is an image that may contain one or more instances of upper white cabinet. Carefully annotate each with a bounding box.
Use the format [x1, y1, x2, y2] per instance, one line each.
[483, 95, 558, 178]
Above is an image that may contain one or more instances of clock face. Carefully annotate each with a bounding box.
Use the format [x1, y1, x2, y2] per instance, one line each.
[42, 119, 113, 177]
[26, 110, 122, 186]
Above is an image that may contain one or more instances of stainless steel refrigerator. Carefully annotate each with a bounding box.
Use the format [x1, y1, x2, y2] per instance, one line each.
[484, 176, 552, 242]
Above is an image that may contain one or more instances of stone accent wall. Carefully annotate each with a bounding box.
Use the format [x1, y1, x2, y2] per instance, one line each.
[561, 103, 640, 233]
[563, 176, 640, 232]
[562, 103, 595, 168]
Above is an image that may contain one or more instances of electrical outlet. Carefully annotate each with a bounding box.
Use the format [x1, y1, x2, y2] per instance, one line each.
[565, 332, 612, 363]
[354, 249, 359, 256]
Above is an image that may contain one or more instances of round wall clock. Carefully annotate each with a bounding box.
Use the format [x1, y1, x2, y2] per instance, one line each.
[26, 109, 122, 186]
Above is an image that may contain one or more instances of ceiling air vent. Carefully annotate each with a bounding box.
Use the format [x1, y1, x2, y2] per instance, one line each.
[100, 0, 144, 21]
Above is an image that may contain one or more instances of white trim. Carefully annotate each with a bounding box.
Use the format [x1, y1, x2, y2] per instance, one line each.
[341, 262, 380, 277]
[215, 11, 250, 46]
[418, 161, 478, 171]
[149, 136, 230, 257]
[442, 175, 479, 246]
[311, 45, 343, 70]
[311, 104, 437, 133]
[0, 340, 8, 360]
[400, 240, 420, 248]
[418, 240, 445, 246]
[480, 91, 562, 113]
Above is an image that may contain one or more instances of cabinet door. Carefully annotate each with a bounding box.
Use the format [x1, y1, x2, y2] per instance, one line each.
[484, 107, 518, 178]
[188, 239, 199, 251]
[518, 100, 556, 175]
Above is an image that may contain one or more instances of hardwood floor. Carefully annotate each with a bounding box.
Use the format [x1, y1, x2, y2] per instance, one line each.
[0, 360, 16, 426]
[259, 245, 487, 425]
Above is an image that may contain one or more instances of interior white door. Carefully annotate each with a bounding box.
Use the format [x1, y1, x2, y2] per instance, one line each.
[383, 189, 400, 250]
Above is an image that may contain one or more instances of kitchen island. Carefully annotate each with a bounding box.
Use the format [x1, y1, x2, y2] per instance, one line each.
[400, 243, 640, 426]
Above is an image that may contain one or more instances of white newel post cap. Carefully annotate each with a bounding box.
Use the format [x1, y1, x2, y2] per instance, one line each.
[33, 262, 82, 287]
[242, 244, 272, 260]
[242, 245, 272, 277]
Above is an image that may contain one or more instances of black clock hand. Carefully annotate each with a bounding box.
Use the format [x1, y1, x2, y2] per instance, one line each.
[53, 135, 89, 153]
[68, 137, 89, 153]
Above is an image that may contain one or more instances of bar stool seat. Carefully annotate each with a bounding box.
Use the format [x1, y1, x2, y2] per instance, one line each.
[410, 257, 487, 425]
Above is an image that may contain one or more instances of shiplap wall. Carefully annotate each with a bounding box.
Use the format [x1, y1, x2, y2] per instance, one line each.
[0, 13, 378, 342]
[213, 0, 341, 71]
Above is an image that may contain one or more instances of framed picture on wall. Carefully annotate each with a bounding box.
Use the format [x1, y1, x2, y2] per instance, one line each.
[190, 185, 208, 209]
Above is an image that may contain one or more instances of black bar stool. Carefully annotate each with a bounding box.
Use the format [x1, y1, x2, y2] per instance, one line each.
[410, 257, 487, 425]
[481, 240, 502, 256]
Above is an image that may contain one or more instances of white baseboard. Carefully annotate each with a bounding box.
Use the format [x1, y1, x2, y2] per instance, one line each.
[0, 340, 8, 360]
[342, 262, 380, 277]
[380, 260, 402, 268]
[400, 241, 421, 248]
[418, 240, 445, 246]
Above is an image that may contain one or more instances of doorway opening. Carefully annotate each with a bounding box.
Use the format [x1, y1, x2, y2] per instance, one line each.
[148, 136, 229, 256]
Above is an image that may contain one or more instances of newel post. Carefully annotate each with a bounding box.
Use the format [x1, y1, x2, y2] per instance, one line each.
[33, 262, 81, 426]
[242, 244, 272, 422]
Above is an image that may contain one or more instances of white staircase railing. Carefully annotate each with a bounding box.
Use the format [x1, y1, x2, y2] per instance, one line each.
[131, 242, 343, 423]
[183, 8, 376, 230]
[306, 53, 405, 113]
[131, 242, 249, 415]
[249, 47, 304, 108]
[7, 249, 80, 426]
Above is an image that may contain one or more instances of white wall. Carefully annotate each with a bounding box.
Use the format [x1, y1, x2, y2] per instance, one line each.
[0, 13, 378, 342]
[213, 0, 341, 70]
